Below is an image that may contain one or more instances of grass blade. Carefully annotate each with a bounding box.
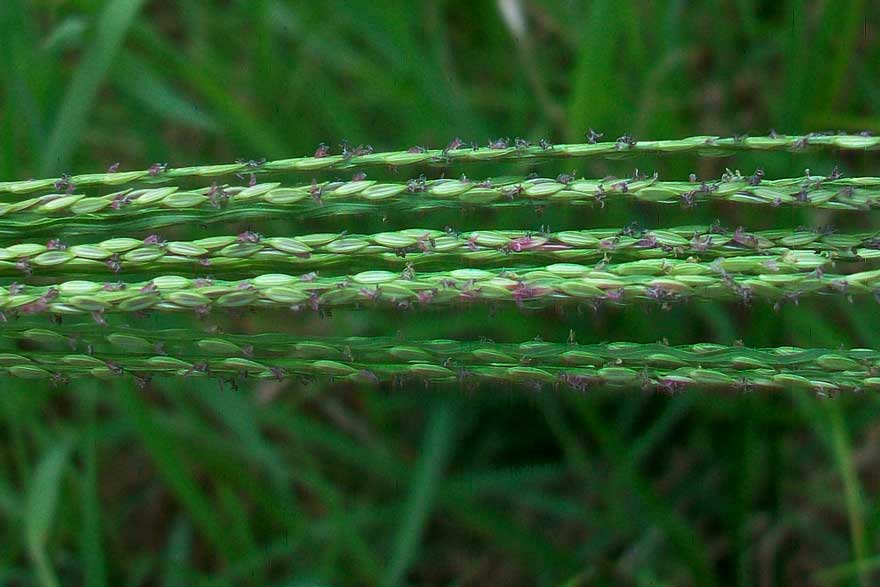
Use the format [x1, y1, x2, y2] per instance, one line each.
[824, 400, 870, 587]
[161, 518, 193, 587]
[80, 385, 106, 587]
[113, 53, 219, 131]
[25, 437, 74, 587]
[41, 0, 147, 174]
[383, 400, 457, 587]
[114, 380, 238, 561]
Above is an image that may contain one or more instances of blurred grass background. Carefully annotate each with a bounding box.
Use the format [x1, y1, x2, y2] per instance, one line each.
[1, 0, 880, 585]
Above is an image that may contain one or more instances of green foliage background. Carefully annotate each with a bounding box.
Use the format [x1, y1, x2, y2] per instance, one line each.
[1, 0, 880, 585]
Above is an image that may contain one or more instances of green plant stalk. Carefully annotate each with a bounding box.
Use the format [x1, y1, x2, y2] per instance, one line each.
[3, 327, 877, 374]
[1, 350, 876, 393]
[2, 173, 880, 220]
[0, 262, 875, 318]
[2, 133, 877, 194]
[0, 226, 868, 277]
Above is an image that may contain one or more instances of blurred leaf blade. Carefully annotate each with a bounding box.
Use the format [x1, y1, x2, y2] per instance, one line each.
[113, 53, 220, 132]
[383, 400, 457, 587]
[25, 437, 74, 587]
[80, 386, 106, 587]
[41, 0, 147, 174]
[115, 381, 238, 561]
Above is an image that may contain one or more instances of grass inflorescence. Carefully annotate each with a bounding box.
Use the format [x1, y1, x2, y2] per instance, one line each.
[0, 325, 877, 393]
[2, 132, 878, 195]
[0, 225, 876, 277]
[0, 133, 878, 389]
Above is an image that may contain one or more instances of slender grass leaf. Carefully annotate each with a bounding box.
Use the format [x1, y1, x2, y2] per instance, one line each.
[114, 381, 238, 561]
[161, 518, 193, 587]
[25, 437, 74, 587]
[41, 0, 147, 174]
[383, 400, 457, 587]
[80, 386, 106, 587]
[113, 53, 219, 131]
